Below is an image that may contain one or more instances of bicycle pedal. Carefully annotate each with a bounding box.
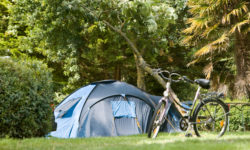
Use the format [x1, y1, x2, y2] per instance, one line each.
[185, 133, 193, 137]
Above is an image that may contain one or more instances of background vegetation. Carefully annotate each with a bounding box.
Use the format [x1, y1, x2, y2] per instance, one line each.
[0, 58, 54, 138]
[1, 0, 249, 99]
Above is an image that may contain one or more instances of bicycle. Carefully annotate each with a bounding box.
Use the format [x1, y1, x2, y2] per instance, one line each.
[147, 69, 229, 138]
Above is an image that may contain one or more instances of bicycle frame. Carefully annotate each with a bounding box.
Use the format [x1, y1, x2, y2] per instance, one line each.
[187, 86, 201, 119]
[160, 80, 203, 129]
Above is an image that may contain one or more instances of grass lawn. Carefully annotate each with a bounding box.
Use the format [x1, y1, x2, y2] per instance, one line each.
[1, 132, 250, 150]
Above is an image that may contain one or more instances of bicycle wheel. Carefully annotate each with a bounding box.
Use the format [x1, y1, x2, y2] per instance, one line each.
[193, 98, 229, 137]
[147, 101, 166, 138]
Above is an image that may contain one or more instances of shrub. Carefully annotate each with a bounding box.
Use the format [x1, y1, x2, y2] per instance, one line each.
[228, 105, 250, 131]
[0, 58, 54, 138]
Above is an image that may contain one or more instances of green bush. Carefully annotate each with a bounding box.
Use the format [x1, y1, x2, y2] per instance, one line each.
[0, 58, 54, 138]
[228, 105, 250, 131]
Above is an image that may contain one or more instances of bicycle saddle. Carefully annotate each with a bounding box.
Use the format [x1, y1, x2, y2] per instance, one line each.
[195, 79, 210, 89]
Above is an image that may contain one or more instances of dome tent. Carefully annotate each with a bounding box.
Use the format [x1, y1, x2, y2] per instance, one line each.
[50, 80, 182, 138]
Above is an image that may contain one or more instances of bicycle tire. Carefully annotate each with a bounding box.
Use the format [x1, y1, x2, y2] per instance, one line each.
[147, 101, 166, 138]
[193, 98, 229, 137]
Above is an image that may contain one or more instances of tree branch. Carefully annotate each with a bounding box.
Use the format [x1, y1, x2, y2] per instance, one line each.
[102, 20, 167, 88]
[82, 4, 183, 107]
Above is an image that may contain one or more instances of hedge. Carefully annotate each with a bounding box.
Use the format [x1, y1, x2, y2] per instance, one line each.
[229, 105, 250, 131]
[0, 58, 54, 138]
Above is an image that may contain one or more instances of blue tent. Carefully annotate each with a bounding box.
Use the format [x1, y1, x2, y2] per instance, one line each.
[50, 80, 182, 138]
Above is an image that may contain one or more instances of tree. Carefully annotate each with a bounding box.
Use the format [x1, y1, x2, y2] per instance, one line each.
[182, 0, 250, 99]
[7, 0, 196, 104]
[8, 0, 183, 91]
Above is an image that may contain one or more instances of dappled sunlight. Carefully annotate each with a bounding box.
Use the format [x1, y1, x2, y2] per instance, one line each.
[136, 132, 250, 145]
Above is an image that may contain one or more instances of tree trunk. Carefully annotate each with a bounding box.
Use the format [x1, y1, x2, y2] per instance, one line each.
[134, 54, 146, 90]
[114, 64, 121, 80]
[217, 84, 229, 96]
[234, 31, 250, 99]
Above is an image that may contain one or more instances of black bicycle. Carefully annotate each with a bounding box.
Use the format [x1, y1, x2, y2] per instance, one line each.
[147, 69, 229, 138]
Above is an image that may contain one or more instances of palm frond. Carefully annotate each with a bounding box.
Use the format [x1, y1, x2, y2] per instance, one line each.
[242, 2, 249, 13]
[211, 33, 230, 51]
[211, 33, 229, 45]
[198, 4, 212, 17]
[192, 18, 206, 29]
[187, 58, 200, 67]
[194, 33, 229, 57]
[181, 35, 195, 45]
[222, 14, 231, 24]
[194, 44, 212, 57]
[188, 1, 220, 17]
[203, 62, 213, 79]
[229, 20, 250, 34]
[247, 12, 250, 20]
[201, 23, 220, 38]
[189, 5, 201, 15]
[222, 2, 249, 24]
[184, 17, 212, 34]
[182, 25, 195, 34]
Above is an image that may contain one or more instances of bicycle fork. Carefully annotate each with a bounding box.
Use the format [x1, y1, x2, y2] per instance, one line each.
[152, 98, 169, 138]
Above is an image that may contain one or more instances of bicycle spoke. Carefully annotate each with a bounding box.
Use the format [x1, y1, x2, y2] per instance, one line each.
[194, 100, 228, 137]
[148, 101, 166, 138]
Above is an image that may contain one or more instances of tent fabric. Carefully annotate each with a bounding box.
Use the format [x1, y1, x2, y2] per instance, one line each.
[50, 80, 183, 138]
[111, 99, 136, 118]
[50, 84, 96, 138]
[54, 97, 81, 118]
[77, 95, 152, 137]
[114, 118, 141, 135]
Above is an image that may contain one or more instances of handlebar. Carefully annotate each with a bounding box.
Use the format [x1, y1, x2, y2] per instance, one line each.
[183, 76, 194, 84]
[153, 68, 194, 84]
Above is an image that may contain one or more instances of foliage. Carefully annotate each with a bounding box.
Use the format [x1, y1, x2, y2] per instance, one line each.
[228, 105, 250, 131]
[6, 0, 193, 94]
[0, 0, 28, 57]
[0, 58, 54, 138]
[182, 0, 250, 99]
[183, 0, 249, 55]
[0, 0, 12, 56]
[3, 0, 242, 99]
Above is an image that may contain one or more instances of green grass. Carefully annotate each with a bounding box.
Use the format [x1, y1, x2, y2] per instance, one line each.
[1, 132, 250, 150]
